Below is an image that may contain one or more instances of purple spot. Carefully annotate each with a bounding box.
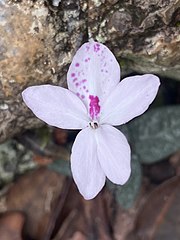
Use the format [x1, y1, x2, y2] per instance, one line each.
[83, 86, 86, 89]
[75, 63, 80, 67]
[76, 93, 80, 97]
[84, 58, 91, 62]
[86, 45, 90, 51]
[81, 95, 85, 99]
[73, 78, 78, 82]
[71, 73, 75, 77]
[101, 69, 104, 72]
[105, 70, 108, 73]
[82, 79, 87, 83]
[75, 83, 79, 87]
[89, 95, 100, 120]
[86, 90, 89, 93]
[94, 43, 100, 52]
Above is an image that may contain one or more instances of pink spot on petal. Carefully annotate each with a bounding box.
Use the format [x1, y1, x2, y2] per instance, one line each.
[86, 45, 90, 51]
[73, 78, 78, 82]
[94, 43, 100, 52]
[76, 93, 80, 97]
[82, 79, 87, 83]
[89, 95, 100, 120]
[75, 83, 79, 87]
[75, 63, 80, 67]
[81, 95, 85, 99]
[71, 73, 75, 77]
[83, 86, 86, 89]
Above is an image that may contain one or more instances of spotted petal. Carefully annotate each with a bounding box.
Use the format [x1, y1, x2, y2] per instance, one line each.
[100, 74, 160, 125]
[96, 125, 131, 185]
[67, 40, 120, 120]
[22, 85, 89, 129]
[71, 127, 106, 200]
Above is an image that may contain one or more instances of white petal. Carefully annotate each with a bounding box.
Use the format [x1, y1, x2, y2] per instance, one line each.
[100, 74, 160, 125]
[67, 40, 120, 120]
[22, 85, 89, 129]
[71, 127, 106, 200]
[96, 125, 131, 185]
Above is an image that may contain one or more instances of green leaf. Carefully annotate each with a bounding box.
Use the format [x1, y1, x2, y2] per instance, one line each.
[128, 106, 180, 164]
[107, 155, 141, 209]
[48, 159, 71, 177]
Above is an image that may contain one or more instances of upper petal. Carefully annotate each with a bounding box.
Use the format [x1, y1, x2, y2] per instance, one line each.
[67, 40, 120, 119]
[71, 127, 106, 200]
[22, 85, 89, 129]
[96, 125, 131, 185]
[100, 74, 160, 125]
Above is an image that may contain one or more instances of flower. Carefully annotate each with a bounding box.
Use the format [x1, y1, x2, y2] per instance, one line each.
[22, 40, 160, 200]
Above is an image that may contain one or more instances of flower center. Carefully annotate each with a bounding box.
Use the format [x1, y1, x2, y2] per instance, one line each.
[89, 121, 99, 129]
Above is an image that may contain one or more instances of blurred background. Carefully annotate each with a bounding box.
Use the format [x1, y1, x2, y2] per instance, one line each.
[0, 0, 179, 239]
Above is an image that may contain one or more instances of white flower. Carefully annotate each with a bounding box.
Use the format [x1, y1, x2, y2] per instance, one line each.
[22, 40, 160, 200]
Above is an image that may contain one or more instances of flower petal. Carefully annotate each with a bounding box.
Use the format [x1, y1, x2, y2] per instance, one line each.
[96, 125, 131, 185]
[71, 127, 106, 200]
[67, 40, 120, 120]
[100, 74, 160, 125]
[22, 85, 89, 129]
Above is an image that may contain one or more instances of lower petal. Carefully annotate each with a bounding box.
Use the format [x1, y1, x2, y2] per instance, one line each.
[96, 125, 131, 185]
[71, 127, 106, 200]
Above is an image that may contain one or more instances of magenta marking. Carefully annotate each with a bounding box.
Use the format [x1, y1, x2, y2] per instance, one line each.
[73, 78, 78, 82]
[94, 43, 100, 52]
[75, 83, 79, 87]
[71, 73, 75, 77]
[86, 90, 89, 93]
[89, 95, 100, 120]
[82, 79, 87, 83]
[75, 63, 80, 67]
[76, 93, 80, 97]
[83, 86, 86, 89]
[86, 45, 90, 51]
[81, 95, 85, 99]
[85, 58, 90, 62]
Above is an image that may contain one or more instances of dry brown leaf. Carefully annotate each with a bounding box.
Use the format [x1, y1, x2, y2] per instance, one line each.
[0, 211, 25, 240]
[128, 176, 180, 240]
[6, 168, 67, 240]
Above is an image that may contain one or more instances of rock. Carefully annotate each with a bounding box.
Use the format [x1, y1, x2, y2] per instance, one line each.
[0, 139, 35, 187]
[0, 0, 86, 142]
[88, 0, 180, 79]
[0, 0, 179, 142]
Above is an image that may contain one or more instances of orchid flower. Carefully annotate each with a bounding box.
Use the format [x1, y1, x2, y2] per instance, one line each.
[22, 40, 160, 200]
